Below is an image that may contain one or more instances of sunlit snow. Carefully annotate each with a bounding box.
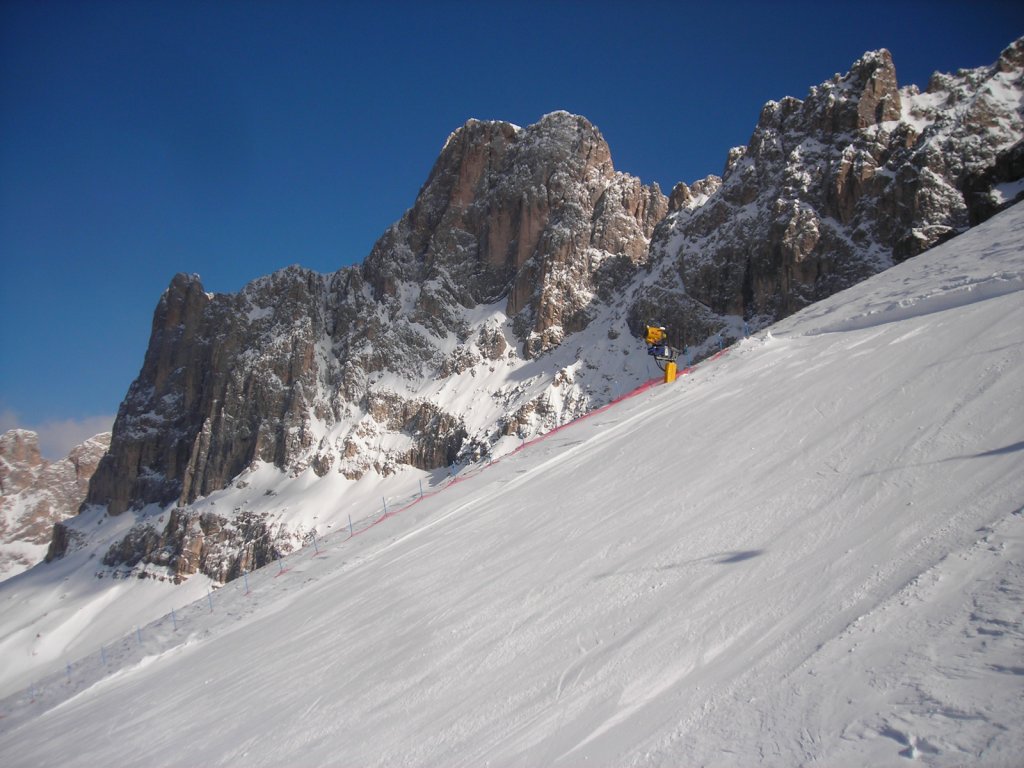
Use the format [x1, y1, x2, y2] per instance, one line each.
[0, 204, 1022, 766]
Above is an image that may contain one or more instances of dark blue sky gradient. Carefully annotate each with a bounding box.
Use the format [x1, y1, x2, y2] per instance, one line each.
[2, 0, 1021, 453]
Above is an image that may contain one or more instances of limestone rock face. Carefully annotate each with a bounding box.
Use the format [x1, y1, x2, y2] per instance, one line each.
[0, 429, 110, 578]
[363, 112, 667, 356]
[0, 429, 44, 495]
[86, 269, 339, 516]
[100, 507, 286, 584]
[645, 38, 1024, 344]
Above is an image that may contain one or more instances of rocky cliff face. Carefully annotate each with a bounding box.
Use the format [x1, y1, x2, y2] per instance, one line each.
[643, 39, 1024, 347]
[70, 112, 666, 581]
[0, 429, 110, 579]
[59, 40, 1023, 585]
[363, 113, 667, 355]
[87, 112, 665, 516]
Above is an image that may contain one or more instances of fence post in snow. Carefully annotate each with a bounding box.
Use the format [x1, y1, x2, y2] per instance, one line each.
[100, 646, 107, 666]
[744, 320, 750, 338]
[348, 515, 353, 537]
[243, 570, 250, 595]
[382, 497, 388, 519]
[313, 532, 319, 555]
[171, 607, 178, 631]
[419, 479, 423, 499]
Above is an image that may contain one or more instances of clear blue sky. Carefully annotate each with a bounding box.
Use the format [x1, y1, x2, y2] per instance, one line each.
[2, 0, 1021, 456]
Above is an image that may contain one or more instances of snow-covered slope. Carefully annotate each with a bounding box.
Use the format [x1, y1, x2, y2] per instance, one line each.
[1, 203, 1022, 766]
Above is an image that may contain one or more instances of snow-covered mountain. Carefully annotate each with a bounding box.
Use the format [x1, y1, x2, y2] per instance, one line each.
[645, 37, 1024, 341]
[66, 110, 669, 584]
[46, 38, 1023, 590]
[1, 198, 1021, 767]
[0, 430, 110, 579]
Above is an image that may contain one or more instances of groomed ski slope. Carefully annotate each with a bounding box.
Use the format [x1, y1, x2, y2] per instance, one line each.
[1, 203, 1023, 766]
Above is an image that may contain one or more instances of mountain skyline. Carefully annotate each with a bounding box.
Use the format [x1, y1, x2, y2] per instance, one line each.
[2, 200, 1021, 764]
[2, 1, 1022, 455]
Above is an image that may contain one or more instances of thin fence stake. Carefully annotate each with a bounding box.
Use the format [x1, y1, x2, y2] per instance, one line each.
[382, 497, 388, 519]
[419, 479, 423, 499]
[100, 645, 107, 666]
[313, 533, 319, 555]
[171, 607, 178, 631]
[348, 515, 353, 537]
[243, 570, 250, 595]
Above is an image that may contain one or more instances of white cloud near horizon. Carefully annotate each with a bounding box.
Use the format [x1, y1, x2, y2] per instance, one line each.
[0, 410, 114, 460]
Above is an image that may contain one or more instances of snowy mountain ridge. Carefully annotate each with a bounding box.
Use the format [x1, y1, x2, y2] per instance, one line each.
[40, 38, 1023, 593]
[646, 38, 1024, 339]
[0, 430, 110, 579]
[1, 200, 1021, 767]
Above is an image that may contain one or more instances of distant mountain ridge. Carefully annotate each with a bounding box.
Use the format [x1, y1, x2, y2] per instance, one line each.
[50, 37, 1024, 584]
[0, 429, 110, 579]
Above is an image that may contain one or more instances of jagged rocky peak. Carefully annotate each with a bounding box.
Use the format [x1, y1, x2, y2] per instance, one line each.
[364, 111, 667, 356]
[644, 36, 1024, 345]
[829, 48, 901, 131]
[1, 429, 110, 578]
[998, 36, 1024, 72]
[0, 429, 44, 493]
[86, 266, 347, 517]
[68, 112, 670, 582]
[745, 50, 898, 177]
[77, 110, 667, 582]
[668, 176, 723, 213]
